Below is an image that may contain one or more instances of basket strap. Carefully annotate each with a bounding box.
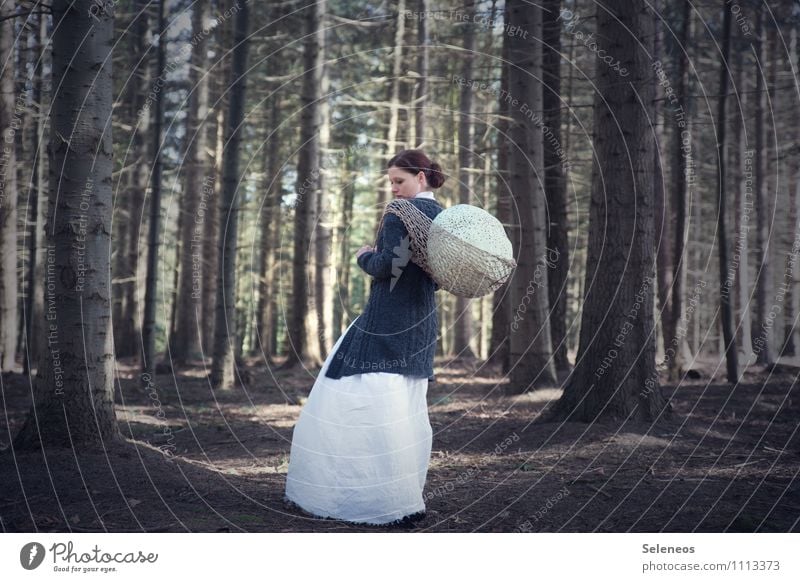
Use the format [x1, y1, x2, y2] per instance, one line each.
[378, 199, 437, 277]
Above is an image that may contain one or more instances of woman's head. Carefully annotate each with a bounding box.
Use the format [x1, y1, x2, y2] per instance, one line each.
[386, 149, 446, 199]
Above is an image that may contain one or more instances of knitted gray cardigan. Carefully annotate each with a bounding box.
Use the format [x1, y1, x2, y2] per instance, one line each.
[324, 197, 444, 380]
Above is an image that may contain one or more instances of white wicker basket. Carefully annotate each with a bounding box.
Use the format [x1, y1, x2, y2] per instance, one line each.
[380, 201, 516, 298]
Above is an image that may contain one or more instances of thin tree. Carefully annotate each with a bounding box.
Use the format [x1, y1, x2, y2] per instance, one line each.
[113, 0, 150, 360]
[14, 0, 120, 448]
[141, 0, 167, 383]
[0, 0, 19, 372]
[22, 12, 49, 376]
[547, 0, 670, 422]
[716, 0, 739, 382]
[412, 0, 429, 148]
[210, 0, 251, 389]
[542, 0, 569, 374]
[171, 0, 211, 364]
[454, 1, 476, 360]
[753, 5, 773, 365]
[488, 0, 512, 371]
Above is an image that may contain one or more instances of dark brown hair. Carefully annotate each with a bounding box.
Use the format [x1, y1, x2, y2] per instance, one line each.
[387, 149, 446, 189]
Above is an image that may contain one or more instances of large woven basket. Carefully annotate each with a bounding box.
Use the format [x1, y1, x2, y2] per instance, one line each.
[379, 200, 516, 298]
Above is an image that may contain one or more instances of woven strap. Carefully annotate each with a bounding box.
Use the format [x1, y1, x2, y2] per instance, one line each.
[374, 199, 436, 277]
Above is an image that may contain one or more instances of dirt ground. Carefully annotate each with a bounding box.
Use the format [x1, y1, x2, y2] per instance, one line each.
[1, 356, 799, 533]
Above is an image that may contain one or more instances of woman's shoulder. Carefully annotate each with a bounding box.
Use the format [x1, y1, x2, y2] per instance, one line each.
[408, 197, 444, 218]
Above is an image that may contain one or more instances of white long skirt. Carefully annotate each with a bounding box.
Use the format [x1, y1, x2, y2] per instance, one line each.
[284, 318, 433, 525]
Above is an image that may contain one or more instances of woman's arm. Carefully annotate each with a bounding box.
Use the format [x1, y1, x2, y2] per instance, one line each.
[356, 213, 410, 280]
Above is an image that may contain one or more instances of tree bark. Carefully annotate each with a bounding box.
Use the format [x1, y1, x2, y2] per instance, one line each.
[210, 0, 250, 389]
[506, 0, 557, 391]
[412, 0, 429, 148]
[666, 0, 691, 380]
[488, 0, 513, 372]
[716, 0, 739, 382]
[115, 0, 150, 360]
[141, 0, 167, 381]
[541, 0, 569, 374]
[14, 0, 120, 449]
[283, 0, 325, 369]
[315, 16, 332, 356]
[547, 0, 669, 422]
[22, 12, 49, 376]
[171, 0, 210, 364]
[454, 2, 476, 360]
[0, 0, 19, 372]
[753, 6, 774, 365]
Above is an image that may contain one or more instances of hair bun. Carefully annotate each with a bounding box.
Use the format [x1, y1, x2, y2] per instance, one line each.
[427, 161, 446, 189]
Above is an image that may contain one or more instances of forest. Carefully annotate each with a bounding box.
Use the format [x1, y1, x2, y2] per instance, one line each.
[0, 0, 799, 533]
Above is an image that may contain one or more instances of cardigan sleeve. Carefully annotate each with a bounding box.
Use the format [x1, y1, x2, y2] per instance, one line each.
[357, 213, 410, 280]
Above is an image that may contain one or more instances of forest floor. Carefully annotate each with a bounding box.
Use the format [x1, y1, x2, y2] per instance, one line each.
[1, 355, 799, 533]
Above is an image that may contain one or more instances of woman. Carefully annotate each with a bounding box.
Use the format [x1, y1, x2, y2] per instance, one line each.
[283, 150, 446, 527]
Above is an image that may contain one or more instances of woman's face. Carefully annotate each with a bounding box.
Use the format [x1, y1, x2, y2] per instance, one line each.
[387, 166, 427, 199]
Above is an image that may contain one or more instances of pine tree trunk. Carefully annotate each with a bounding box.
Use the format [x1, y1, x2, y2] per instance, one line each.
[23, 12, 49, 376]
[666, 0, 691, 380]
[506, 0, 556, 391]
[315, 21, 332, 356]
[488, 0, 512, 371]
[715, 1, 739, 382]
[0, 0, 19, 372]
[547, 0, 669, 422]
[383, 0, 406, 205]
[753, 6, 774, 365]
[283, 0, 325, 369]
[141, 0, 167, 380]
[413, 0, 429, 148]
[256, 90, 283, 359]
[203, 0, 230, 356]
[115, 0, 150, 359]
[333, 142, 356, 338]
[454, 4, 476, 360]
[14, 0, 120, 449]
[541, 0, 569, 374]
[210, 0, 250, 389]
[171, 0, 210, 364]
[733, 45, 753, 358]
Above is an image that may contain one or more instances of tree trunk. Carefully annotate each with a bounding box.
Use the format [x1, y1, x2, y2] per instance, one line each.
[547, 0, 669, 423]
[488, 0, 512, 371]
[256, 89, 283, 359]
[0, 0, 19, 372]
[383, 0, 406, 204]
[22, 12, 49, 376]
[715, 0, 739, 382]
[666, 0, 691, 380]
[454, 3, 476, 360]
[413, 0, 429, 148]
[506, 0, 556, 392]
[141, 0, 167, 381]
[733, 42, 753, 358]
[283, 0, 325, 369]
[753, 6, 774, 365]
[14, 0, 120, 449]
[210, 0, 250, 389]
[171, 0, 210, 364]
[333, 141, 357, 339]
[541, 0, 569, 375]
[115, 0, 150, 360]
[315, 18, 332, 356]
[202, 0, 231, 356]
